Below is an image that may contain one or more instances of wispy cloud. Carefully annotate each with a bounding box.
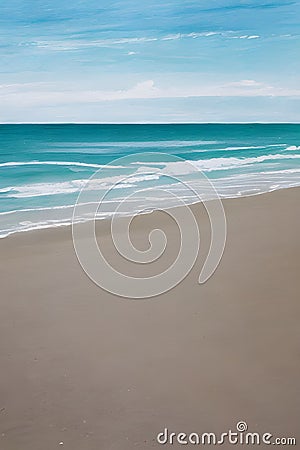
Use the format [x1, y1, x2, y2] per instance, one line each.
[19, 31, 263, 52]
[231, 35, 260, 39]
[226, 80, 265, 87]
[1, 0, 299, 122]
[19, 30, 300, 53]
[1, 79, 299, 110]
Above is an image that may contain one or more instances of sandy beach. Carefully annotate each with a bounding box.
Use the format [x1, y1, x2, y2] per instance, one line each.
[0, 187, 299, 449]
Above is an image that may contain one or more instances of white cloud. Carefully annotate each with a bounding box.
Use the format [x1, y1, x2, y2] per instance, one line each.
[1, 79, 300, 110]
[231, 35, 260, 40]
[162, 34, 182, 41]
[21, 31, 262, 52]
[29, 37, 159, 51]
[118, 80, 159, 99]
[0, 80, 160, 106]
[227, 80, 264, 87]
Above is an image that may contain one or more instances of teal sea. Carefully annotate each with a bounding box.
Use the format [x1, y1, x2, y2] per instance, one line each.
[0, 124, 299, 238]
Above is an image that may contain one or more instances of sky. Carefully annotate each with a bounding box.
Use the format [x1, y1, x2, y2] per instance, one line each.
[0, 0, 300, 123]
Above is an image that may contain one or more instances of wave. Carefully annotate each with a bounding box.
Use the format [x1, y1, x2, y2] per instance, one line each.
[0, 204, 77, 215]
[2, 173, 160, 198]
[214, 144, 285, 151]
[0, 161, 124, 169]
[2, 181, 300, 238]
[191, 153, 300, 172]
[286, 145, 300, 151]
[1, 153, 299, 199]
[1, 166, 300, 238]
[0, 219, 75, 239]
[260, 168, 300, 175]
[0, 199, 137, 217]
[1, 146, 297, 173]
[179, 145, 284, 154]
[48, 140, 220, 149]
[135, 153, 300, 174]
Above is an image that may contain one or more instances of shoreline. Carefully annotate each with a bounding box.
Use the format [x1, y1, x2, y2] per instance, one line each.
[1, 184, 299, 240]
[0, 187, 299, 449]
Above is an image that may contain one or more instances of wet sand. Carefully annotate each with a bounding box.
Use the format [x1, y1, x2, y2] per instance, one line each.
[0, 188, 299, 449]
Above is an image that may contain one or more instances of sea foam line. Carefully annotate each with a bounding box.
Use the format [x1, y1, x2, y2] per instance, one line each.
[1, 153, 300, 198]
[49, 140, 220, 149]
[0, 161, 124, 169]
[1, 182, 300, 239]
[134, 153, 300, 173]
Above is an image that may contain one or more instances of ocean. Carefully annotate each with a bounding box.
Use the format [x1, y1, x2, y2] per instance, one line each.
[0, 124, 299, 238]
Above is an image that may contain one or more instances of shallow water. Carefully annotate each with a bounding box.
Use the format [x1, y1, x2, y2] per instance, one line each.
[0, 124, 299, 237]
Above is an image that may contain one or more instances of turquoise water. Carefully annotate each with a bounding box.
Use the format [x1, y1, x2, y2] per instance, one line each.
[0, 124, 299, 237]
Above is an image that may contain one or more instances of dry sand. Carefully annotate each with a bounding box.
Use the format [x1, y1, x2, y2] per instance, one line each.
[0, 188, 299, 449]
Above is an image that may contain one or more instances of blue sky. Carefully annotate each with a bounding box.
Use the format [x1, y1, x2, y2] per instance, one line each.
[0, 0, 299, 122]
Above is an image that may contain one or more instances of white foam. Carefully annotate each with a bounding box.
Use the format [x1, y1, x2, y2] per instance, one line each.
[1, 148, 300, 238]
[218, 144, 284, 151]
[1, 172, 161, 198]
[134, 153, 300, 174]
[2, 153, 299, 199]
[286, 145, 300, 151]
[0, 161, 124, 169]
[49, 140, 220, 149]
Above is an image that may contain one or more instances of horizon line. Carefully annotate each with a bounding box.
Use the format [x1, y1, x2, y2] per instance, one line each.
[1, 122, 300, 125]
